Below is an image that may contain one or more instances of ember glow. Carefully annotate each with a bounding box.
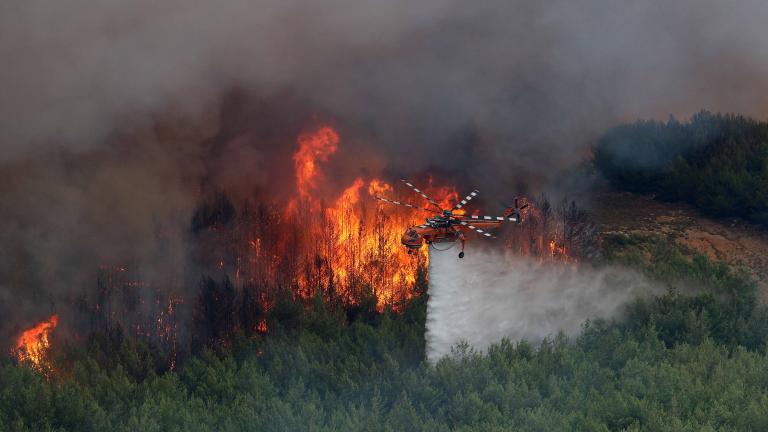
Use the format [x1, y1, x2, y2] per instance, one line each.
[15, 315, 58, 373]
[505, 199, 590, 264]
[549, 240, 567, 259]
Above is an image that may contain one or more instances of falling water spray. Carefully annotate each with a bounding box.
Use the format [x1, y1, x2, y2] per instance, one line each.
[425, 246, 661, 362]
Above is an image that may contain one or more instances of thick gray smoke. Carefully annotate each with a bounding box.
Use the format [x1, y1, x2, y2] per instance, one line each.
[426, 248, 662, 361]
[3, 1, 768, 170]
[2, 0, 768, 340]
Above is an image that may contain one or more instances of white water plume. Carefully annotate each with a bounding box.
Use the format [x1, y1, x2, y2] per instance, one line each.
[425, 247, 661, 361]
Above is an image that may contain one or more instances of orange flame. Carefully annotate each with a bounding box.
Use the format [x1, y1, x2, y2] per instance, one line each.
[547, 239, 573, 264]
[15, 314, 58, 373]
[367, 179, 393, 197]
[257, 319, 268, 334]
[231, 126, 458, 311]
[293, 126, 339, 199]
[223, 125, 573, 317]
[424, 177, 459, 211]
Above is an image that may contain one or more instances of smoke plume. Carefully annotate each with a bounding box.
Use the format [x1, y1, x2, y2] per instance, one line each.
[425, 247, 661, 361]
[2, 0, 768, 341]
[3, 1, 768, 168]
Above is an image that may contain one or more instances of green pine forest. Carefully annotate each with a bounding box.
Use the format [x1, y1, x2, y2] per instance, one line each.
[3, 233, 768, 431]
[594, 111, 768, 225]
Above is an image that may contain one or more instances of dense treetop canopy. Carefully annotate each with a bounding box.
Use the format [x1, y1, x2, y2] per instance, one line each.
[595, 111, 768, 225]
[3, 234, 768, 431]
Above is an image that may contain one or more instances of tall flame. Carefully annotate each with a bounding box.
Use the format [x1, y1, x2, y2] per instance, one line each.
[2, 126, 584, 363]
[206, 125, 578, 317]
[293, 126, 339, 199]
[15, 314, 58, 373]
[284, 124, 436, 308]
[227, 125, 453, 310]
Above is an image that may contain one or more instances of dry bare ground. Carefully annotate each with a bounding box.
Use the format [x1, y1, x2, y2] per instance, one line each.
[593, 192, 768, 302]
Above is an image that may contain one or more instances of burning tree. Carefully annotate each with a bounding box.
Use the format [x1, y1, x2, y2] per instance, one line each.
[191, 126, 451, 315]
[506, 194, 598, 262]
[14, 315, 58, 376]
[5, 124, 599, 366]
[91, 265, 184, 370]
[186, 125, 600, 349]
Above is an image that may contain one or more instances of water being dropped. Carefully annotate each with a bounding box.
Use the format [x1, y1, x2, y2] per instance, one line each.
[425, 247, 660, 362]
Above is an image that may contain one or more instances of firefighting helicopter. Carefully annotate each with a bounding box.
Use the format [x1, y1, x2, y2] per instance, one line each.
[375, 180, 529, 258]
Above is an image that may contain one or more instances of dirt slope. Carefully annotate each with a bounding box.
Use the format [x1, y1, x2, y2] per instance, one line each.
[593, 192, 768, 302]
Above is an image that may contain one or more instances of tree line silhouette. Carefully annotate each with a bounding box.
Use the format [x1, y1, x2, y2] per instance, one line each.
[595, 110, 768, 225]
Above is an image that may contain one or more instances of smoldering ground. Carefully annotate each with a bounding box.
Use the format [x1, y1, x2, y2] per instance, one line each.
[426, 248, 662, 361]
[1, 0, 768, 341]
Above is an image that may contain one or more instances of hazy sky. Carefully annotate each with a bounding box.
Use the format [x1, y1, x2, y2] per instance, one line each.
[2, 0, 768, 338]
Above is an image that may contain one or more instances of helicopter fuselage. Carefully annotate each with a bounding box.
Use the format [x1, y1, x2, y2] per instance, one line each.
[400, 224, 459, 251]
[377, 180, 528, 258]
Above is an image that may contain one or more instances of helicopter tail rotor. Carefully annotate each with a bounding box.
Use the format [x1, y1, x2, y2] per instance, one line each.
[501, 196, 529, 223]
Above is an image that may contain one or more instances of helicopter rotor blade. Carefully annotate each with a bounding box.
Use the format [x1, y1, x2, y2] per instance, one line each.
[459, 221, 496, 238]
[454, 190, 479, 211]
[374, 196, 442, 214]
[466, 214, 518, 223]
[401, 180, 443, 211]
